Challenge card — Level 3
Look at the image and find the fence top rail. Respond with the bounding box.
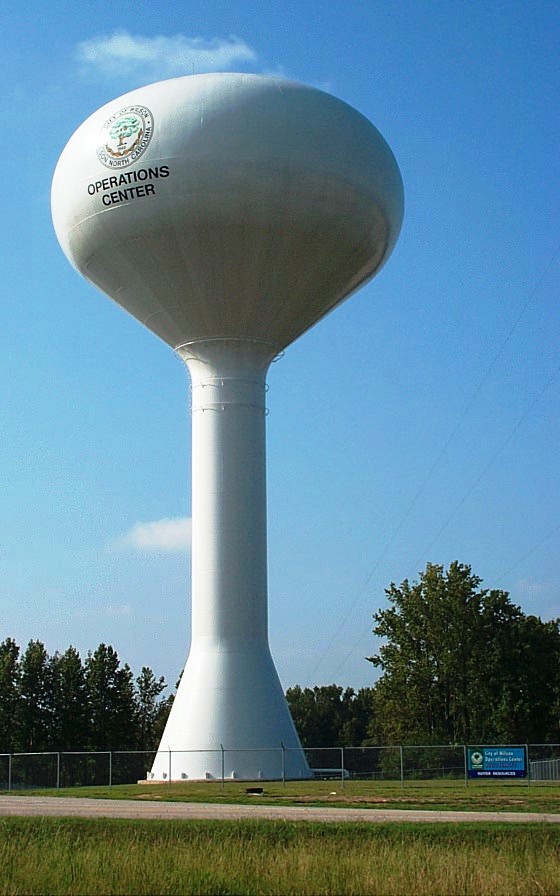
[162,749,223,754]
[8,752,60,758]
[338,745,406,752]
[47,751,112,757]
[305,745,399,751]
[110,750,158,756]
[3,743,560,757]
[202,747,282,753]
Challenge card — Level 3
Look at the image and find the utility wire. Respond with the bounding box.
[308,244,559,684]
[329,363,559,682]
[493,521,560,588]
[410,364,560,574]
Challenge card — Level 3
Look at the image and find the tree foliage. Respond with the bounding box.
[135,666,167,750]
[0,638,20,752]
[368,561,560,745]
[17,640,53,752]
[1,561,558,755]
[50,646,88,750]
[85,644,137,750]
[286,685,375,747]
[0,640,170,753]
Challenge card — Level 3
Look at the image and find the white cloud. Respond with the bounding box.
[514,579,550,597]
[76,31,257,80]
[119,517,192,552]
[103,604,134,617]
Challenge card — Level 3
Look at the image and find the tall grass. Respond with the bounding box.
[1,818,559,895]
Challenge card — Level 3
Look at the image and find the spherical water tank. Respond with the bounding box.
[52,73,403,353]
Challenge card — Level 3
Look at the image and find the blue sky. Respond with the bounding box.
[1,1,558,694]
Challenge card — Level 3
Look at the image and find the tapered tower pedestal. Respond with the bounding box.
[149,340,310,780]
[149,644,309,780]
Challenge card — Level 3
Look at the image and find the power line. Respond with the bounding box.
[328,364,559,682]
[410,364,560,573]
[493,521,560,588]
[308,244,559,684]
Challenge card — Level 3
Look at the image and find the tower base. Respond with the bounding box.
[149,641,311,782]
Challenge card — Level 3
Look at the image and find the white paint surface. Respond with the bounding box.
[51,73,403,779]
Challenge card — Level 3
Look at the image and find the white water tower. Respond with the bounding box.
[51,73,403,780]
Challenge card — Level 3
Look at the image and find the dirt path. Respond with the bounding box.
[1,795,560,823]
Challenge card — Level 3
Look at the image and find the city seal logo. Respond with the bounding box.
[97,106,154,169]
[470,750,484,768]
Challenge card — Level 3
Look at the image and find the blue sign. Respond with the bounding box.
[468,747,526,778]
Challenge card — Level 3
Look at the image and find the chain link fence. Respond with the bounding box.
[1,744,559,790]
[528,744,560,781]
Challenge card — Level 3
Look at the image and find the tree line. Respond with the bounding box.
[287,562,560,747]
[2,562,559,754]
[0,640,170,753]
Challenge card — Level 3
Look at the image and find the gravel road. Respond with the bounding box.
[1,796,559,824]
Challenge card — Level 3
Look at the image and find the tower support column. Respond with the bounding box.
[149,339,310,781]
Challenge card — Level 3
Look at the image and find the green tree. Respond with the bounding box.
[368,561,560,744]
[50,646,88,750]
[134,667,166,750]
[286,684,360,747]
[17,640,53,752]
[340,688,376,746]
[152,693,174,746]
[84,644,137,750]
[482,609,560,743]
[0,638,20,752]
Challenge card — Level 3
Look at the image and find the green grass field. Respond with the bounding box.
[3,783,560,894]
[7,778,560,814]
[1,817,559,895]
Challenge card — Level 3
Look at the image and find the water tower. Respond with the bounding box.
[51,73,403,780]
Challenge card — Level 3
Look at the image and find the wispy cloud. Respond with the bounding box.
[118,517,192,552]
[514,579,550,597]
[76,31,257,81]
[103,603,134,617]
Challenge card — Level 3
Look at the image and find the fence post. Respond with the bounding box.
[109,751,112,788]
[341,747,345,789]
[220,744,225,790]
[168,748,171,788]
[8,754,11,792]
[56,752,60,790]
[526,743,530,787]
[400,745,404,787]
[281,742,285,788]
[464,745,468,787]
